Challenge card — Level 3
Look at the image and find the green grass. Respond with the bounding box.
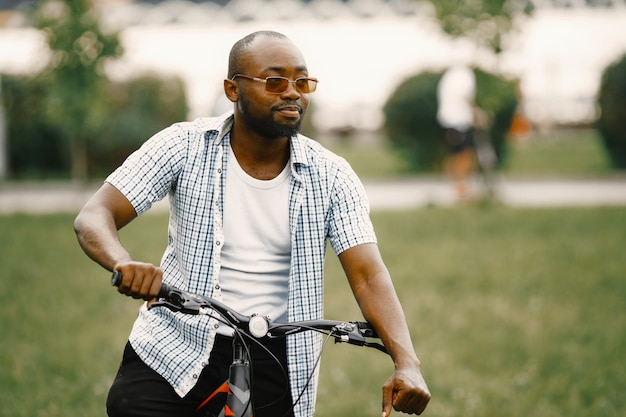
[325,138,413,179]
[2,207,625,417]
[325,128,614,179]
[320,206,626,417]
[501,129,612,177]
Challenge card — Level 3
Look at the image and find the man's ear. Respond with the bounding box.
[224,79,238,102]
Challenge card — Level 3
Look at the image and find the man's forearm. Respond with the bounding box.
[353,272,421,368]
[74,209,132,271]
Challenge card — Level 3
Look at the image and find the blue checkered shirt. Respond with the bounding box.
[106,112,377,417]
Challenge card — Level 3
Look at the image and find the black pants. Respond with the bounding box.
[445,127,475,154]
[106,335,294,417]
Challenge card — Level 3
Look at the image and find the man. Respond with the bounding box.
[437,64,478,199]
[74,31,430,417]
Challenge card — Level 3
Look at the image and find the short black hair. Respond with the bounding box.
[228,31,289,79]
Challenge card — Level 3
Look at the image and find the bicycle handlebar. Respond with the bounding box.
[111,271,388,354]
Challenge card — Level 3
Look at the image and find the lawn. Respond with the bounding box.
[325,127,613,179]
[501,128,612,177]
[1,206,624,417]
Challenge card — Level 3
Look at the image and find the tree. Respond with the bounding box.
[32,0,122,182]
[424,0,534,55]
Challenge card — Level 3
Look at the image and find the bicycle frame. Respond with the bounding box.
[111,271,387,417]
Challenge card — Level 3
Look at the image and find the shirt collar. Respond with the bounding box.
[290,133,309,167]
[195,111,234,145]
[201,111,309,167]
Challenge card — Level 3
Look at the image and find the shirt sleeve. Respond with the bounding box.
[327,159,377,255]
[106,123,188,215]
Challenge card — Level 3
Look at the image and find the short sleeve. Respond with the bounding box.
[327,162,377,255]
[106,124,187,215]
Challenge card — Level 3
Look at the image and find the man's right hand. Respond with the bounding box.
[114,262,163,301]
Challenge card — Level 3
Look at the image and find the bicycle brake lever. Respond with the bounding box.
[149,288,207,315]
[332,322,389,355]
[333,322,366,346]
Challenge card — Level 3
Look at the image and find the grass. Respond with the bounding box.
[501,128,612,177]
[325,128,614,179]
[320,206,626,417]
[323,137,413,179]
[1,206,625,417]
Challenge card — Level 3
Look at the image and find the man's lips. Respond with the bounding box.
[275,105,302,118]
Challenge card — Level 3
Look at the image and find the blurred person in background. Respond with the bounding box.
[74,30,430,417]
[437,65,479,199]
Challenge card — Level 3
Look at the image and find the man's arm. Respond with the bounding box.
[338,243,431,416]
[74,182,162,300]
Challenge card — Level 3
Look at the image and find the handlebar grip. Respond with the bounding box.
[111,270,173,299]
[111,270,122,287]
[356,321,380,338]
[158,282,174,299]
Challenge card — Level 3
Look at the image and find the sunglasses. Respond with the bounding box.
[232,74,318,94]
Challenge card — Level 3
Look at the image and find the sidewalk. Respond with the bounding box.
[1,176,626,214]
[364,176,626,210]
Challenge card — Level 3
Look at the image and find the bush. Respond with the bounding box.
[90,74,188,176]
[383,72,445,171]
[1,73,187,179]
[474,68,518,164]
[596,52,626,169]
[382,68,518,172]
[2,76,71,179]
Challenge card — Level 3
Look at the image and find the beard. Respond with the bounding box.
[238,95,303,139]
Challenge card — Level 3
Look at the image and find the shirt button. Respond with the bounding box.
[217,168,222,173]
[215,284,220,290]
[193,374,198,379]
[215,241,221,246]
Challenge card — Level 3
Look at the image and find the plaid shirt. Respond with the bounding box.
[106,112,376,417]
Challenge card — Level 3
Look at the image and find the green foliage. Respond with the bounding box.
[1,75,70,179]
[2,0,188,180]
[427,0,534,54]
[382,71,445,171]
[2,74,188,179]
[382,69,517,172]
[474,68,518,162]
[33,0,123,181]
[91,74,188,176]
[0,0,187,181]
[596,52,626,169]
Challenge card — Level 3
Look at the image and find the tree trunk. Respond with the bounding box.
[71,134,88,183]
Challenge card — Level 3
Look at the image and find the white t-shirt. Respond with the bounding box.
[217,147,291,334]
[437,65,476,131]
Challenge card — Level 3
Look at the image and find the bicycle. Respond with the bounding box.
[111,271,388,417]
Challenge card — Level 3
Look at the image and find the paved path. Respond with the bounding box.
[364,176,626,210]
[1,176,626,214]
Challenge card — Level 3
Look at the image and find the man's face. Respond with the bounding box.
[234,37,311,139]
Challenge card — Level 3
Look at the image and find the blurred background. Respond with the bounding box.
[1,0,626,188]
[1,2,626,417]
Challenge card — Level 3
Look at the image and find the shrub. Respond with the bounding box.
[382,72,445,171]
[2,75,70,179]
[596,52,626,169]
[90,74,188,176]
[474,68,518,164]
[1,73,187,179]
[382,68,518,172]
